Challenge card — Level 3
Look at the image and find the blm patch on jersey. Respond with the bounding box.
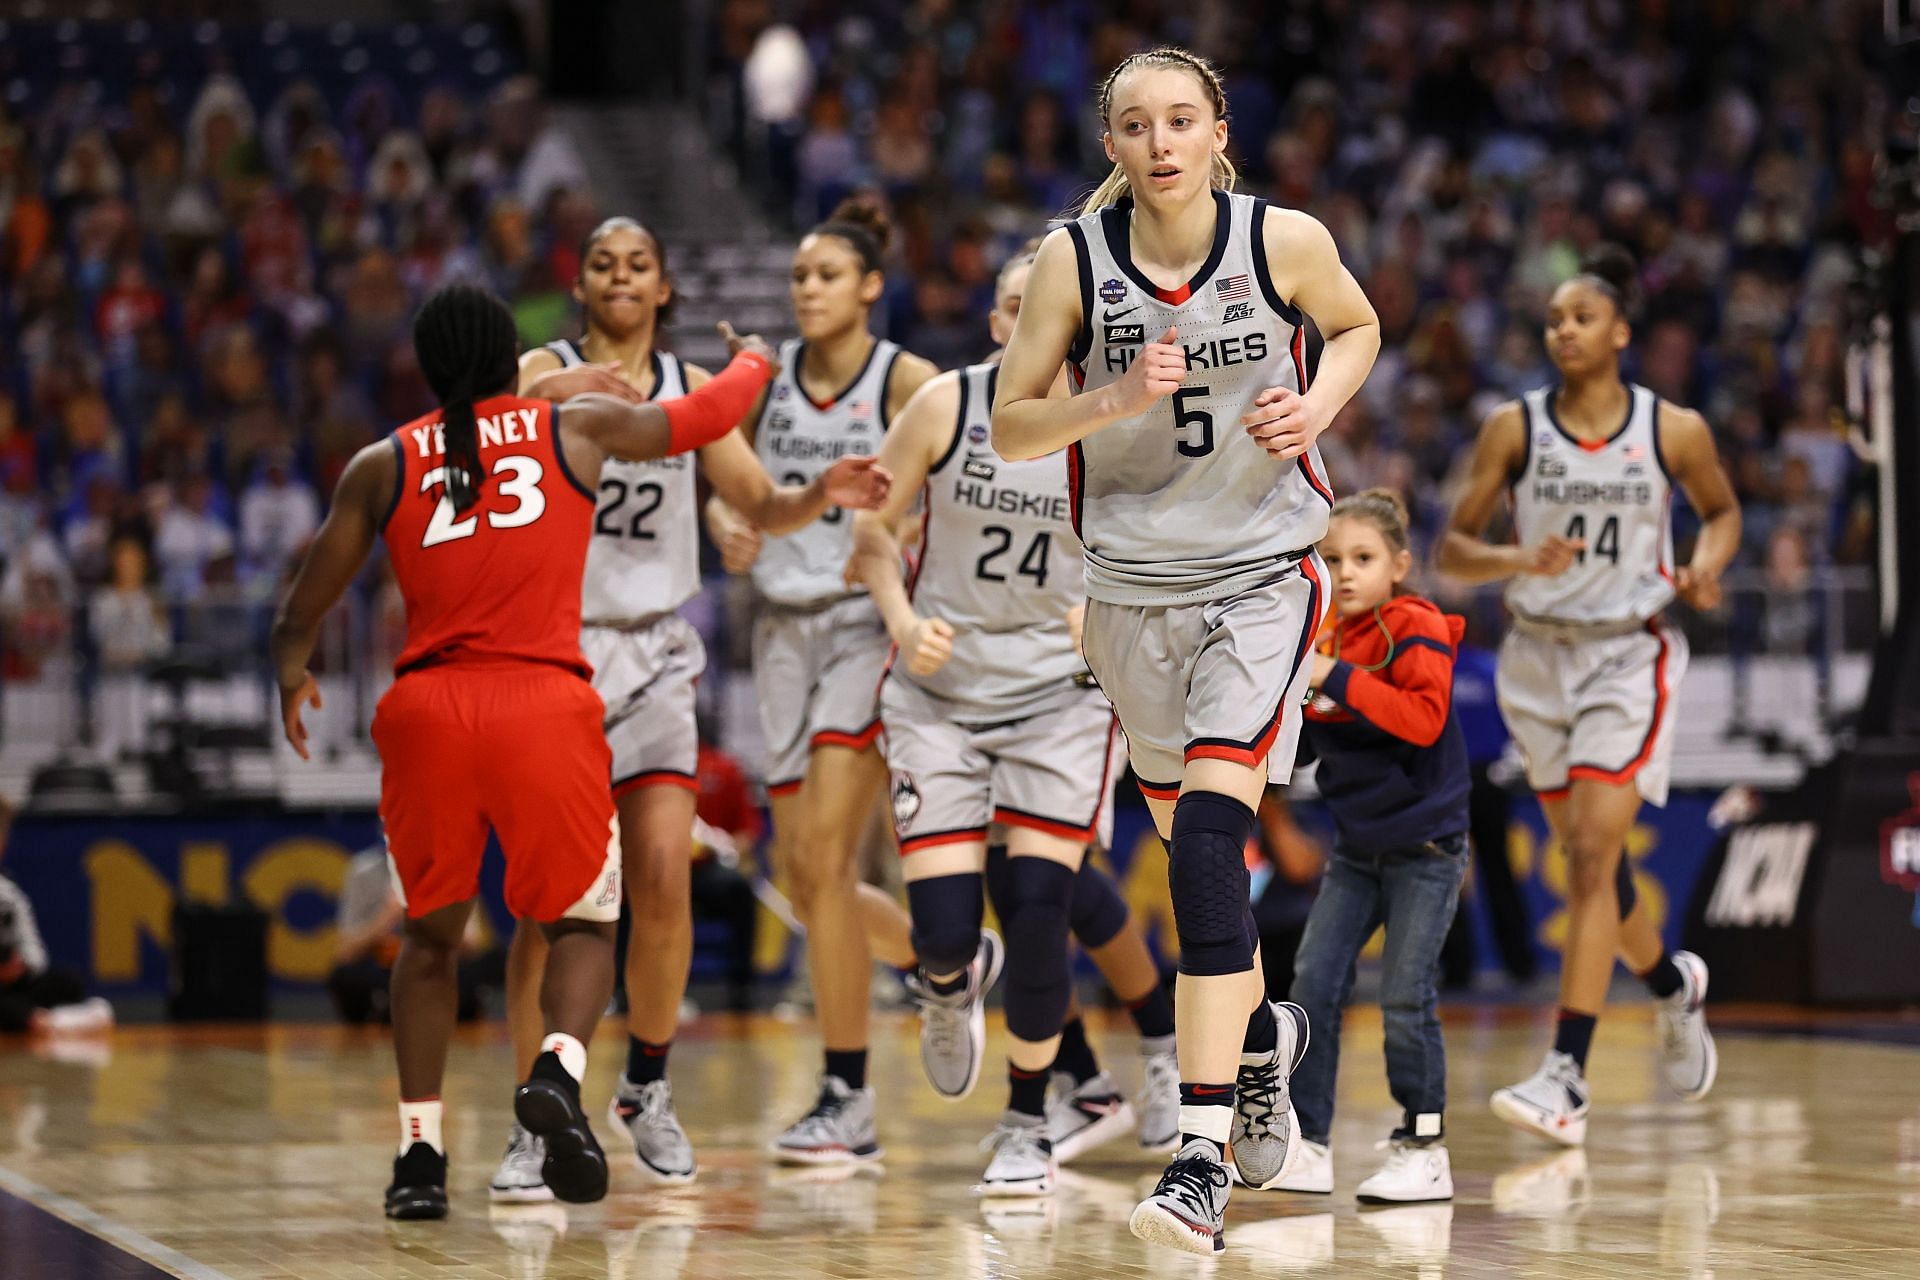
[891,772,923,831]
[1105,323,1144,345]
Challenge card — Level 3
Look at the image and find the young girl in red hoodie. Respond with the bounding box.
[1277,489,1469,1205]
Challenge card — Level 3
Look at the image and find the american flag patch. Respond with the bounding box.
[851,400,873,418]
[1216,274,1251,302]
[1624,444,1645,460]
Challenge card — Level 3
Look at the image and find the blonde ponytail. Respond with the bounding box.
[1081,46,1238,216]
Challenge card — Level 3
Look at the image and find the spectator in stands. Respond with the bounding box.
[153,472,234,602]
[239,450,320,586]
[89,536,169,758]
[0,799,115,1035]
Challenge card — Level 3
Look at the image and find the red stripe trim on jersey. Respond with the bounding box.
[1136,778,1181,803]
[1566,620,1671,787]
[992,807,1095,842]
[1086,713,1121,842]
[1291,324,1309,391]
[1537,786,1571,803]
[1154,283,1192,306]
[1066,441,1085,539]
[813,720,883,752]
[1069,361,1086,389]
[1184,554,1325,767]
[613,769,699,800]
[767,778,805,798]
[899,827,990,856]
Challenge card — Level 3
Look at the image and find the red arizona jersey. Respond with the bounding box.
[383,395,596,676]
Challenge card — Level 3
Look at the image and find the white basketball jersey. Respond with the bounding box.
[1065,190,1330,606]
[545,339,699,622]
[907,363,1088,723]
[752,337,900,608]
[1506,383,1675,625]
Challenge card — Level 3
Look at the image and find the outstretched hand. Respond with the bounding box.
[821,455,893,511]
[532,362,645,403]
[718,321,780,372]
[280,672,322,761]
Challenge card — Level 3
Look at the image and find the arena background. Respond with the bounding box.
[1,0,1917,1014]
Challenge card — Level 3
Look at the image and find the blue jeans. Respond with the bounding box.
[1288,832,1468,1144]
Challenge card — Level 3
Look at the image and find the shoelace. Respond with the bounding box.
[793,1087,850,1135]
[505,1128,539,1161]
[979,1123,1046,1158]
[1156,1153,1230,1207]
[1236,1061,1282,1135]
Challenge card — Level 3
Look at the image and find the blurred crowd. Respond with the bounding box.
[715,0,1890,585]
[0,21,594,692]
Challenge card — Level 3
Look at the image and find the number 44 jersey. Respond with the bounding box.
[1505,383,1675,626]
[904,363,1089,724]
[543,339,699,624]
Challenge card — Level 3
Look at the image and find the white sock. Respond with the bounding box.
[541,1032,587,1083]
[398,1098,443,1155]
[1178,1101,1234,1147]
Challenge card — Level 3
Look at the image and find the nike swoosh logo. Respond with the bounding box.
[1102,304,1141,321]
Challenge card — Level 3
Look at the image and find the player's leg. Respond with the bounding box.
[1072,854,1180,1149]
[607,780,699,1182]
[978,827,1082,1196]
[491,670,623,1205]
[769,741,890,1164]
[491,918,554,1203]
[856,882,917,970]
[386,897,476,1220]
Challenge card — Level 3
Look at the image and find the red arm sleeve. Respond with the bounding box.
[1319,630,1456,748]
[661,351,773,454]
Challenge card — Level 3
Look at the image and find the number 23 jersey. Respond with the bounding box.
[384,394,596,675]
[1505,383,1674,626]
[1064,190,1330,607]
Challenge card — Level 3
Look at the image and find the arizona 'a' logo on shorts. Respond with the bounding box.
[891,772,922,830]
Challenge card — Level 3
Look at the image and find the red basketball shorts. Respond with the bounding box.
[371,663,620,922]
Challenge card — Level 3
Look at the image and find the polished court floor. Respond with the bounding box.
[1,1005,1917,1279]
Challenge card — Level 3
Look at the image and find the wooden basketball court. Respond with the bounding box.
[1,1005,1915,1278]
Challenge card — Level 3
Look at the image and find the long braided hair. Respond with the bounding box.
[413,283,520,512]
[1081,46,1238,216]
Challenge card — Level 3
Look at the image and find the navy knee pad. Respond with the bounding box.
[1000,857,1076,1042]
[983,843,1011,920]
[906,873,984,975]
[1069,857,1130,950]
[1616,855,1637,921]
[1168,791,1258,977]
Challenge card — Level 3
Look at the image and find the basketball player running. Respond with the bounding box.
[849,245,1180,1160]
[993,48,1380,1254]
[849,243,1163,1195]
[1439,245,1737,1144]
[485,218,891,1199]
[707,198,939,1163]
[270,283,777,1219]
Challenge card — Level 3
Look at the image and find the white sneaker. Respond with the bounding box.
[1044,1072,1136,1164]
[489,1123,555,1203]
[1356,1139,1453,1204]
[771,1075,884,1165]
[1272,1138,1332,1194]
[1135,1037,1180,1151]
[1129,1138,1233,1255]
[1658,951,1717,1100]
[607,1078,697,1183]
[905,931,1004,1100]
[1230,1001,1310,1190]
[1490,1050,1590,1146]
[977,1112,1055,1197]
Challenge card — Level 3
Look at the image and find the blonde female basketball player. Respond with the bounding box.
[709,198,939,1163]
[489,217,890,1198]
[992,47,1379,1254]
[1439,244,1739,1145]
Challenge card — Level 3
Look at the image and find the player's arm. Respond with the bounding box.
[1437,403,1582,584]
[702,371,776,573]
[700,431,892,537]
[270,441,393,759]
[1659,402,1743,610]
[1245,208,1381,459]
[515,347,563,393]
[851,371,959,676]
[559,327,776,473]
[521,357,648,405]
[992,230,1181,461]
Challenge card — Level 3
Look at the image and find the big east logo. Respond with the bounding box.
[1880,773,1920,894]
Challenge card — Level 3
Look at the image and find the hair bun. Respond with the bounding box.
[1578,243,1640,315]
[827,195,894,256]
